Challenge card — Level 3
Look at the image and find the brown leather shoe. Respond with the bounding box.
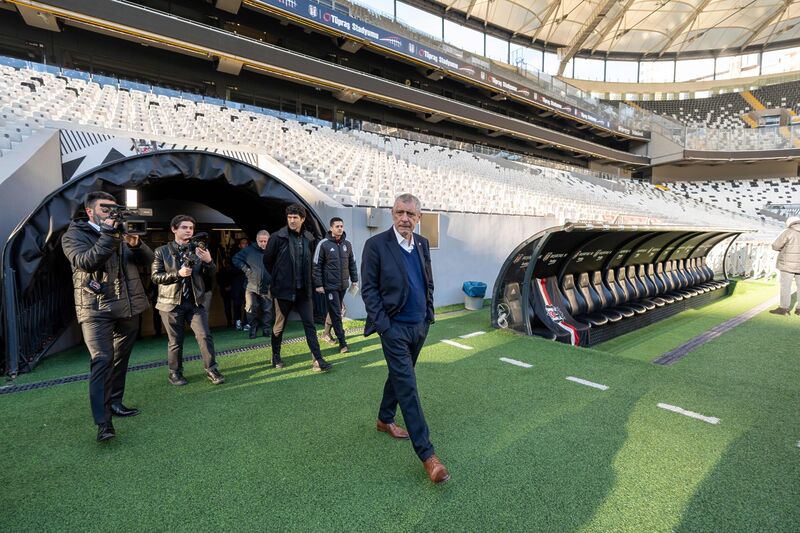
[376,420,409,439]
[423,454,450,484]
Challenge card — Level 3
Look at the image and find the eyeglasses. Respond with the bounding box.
[97,204,115,213]
[392,209,419,219]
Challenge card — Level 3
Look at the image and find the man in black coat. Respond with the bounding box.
[263,203,332,372]
[233,230,273,339]
[313,217,358,353]
[62,191,154,442]
[152,214,225,386]
[360,193,448,484]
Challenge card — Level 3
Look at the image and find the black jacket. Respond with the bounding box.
[232,243,272,294]
[360,227,434,336]
[263,226,316,301]
[61,219,153,324]
[151,241,217,311]
[312,231,358,291]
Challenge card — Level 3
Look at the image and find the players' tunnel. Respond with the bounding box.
[1,150,324,376]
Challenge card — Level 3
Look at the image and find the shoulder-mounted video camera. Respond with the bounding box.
[177,232,209,268]
[107,204,147,236]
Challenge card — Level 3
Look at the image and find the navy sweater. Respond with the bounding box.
[394,245,426,324]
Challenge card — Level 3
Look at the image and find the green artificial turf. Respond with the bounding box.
[1,288,798,532]
[598,279,779,362]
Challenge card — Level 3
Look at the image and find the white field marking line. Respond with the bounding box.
[500,357,532,368]
[657,403,720,425]
[796,440,800,448]
[566,376,609,391]
[441,339,473,350]
[459,331,486,339]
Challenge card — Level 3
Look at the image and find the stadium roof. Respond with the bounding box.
[429,0,800,64]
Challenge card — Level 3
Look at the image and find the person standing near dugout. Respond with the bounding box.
[313,217,358,353]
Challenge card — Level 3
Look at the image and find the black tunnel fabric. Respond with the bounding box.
[3,150,323,295]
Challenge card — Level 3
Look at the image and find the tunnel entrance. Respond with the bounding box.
[1,150,324,376]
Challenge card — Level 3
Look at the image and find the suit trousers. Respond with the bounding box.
[779,270,800,309]
[160,301,218,373]
[272,289,322,360]
[323,289,347,347]
[81,315,140,425]
[378,320,434,462]
[245,290,273,333]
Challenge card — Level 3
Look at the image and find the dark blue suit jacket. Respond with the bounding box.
[361,227,435,336]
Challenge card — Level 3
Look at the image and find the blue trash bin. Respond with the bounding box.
[462,281,487,310]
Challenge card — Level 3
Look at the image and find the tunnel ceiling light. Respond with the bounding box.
[125,189,138,208]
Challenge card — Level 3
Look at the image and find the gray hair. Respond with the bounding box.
[256,230,270,238]
[394,193,421,214]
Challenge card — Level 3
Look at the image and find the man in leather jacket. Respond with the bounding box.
[62,191,154,442]
[152,214,225,386]
[263,203,332,372]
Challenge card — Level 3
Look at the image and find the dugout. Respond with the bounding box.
[492,224,745,346]
[1,150,324,376]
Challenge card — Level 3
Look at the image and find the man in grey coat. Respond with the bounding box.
[769,216,800,316]
[233,230,273,339]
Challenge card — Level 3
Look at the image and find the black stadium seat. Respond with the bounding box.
[618,266,656,310]
[560,274,608,326]
[577,272,623,322]
[636,264,668,305]
[606,269,647,314]
[591,271,633,319]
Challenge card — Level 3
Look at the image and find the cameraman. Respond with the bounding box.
[62,191,153,442]
[152,215,225,386]
[232,230,273,339]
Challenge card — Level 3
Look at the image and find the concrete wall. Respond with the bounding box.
[0,129,63,247]
[315,205,558,318]
[654,160,798,181]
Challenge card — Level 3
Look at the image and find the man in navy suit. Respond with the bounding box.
[360,193,449,484]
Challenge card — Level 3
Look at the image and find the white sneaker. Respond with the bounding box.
[235,320,243,331]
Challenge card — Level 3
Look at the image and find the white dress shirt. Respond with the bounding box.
[393,226,414,253]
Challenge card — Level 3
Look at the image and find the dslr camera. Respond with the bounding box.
[177,232,209,268]
[107,204,147,236]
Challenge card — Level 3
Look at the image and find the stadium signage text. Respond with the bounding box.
[256,0,649,140]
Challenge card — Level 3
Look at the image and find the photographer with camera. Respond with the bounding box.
[62,191,154,442]
[152,215,225,386]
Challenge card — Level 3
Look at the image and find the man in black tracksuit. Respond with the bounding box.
[233,230,273,339]
[62,191,153,442]
[264,203,332,372]
[313,217,358,353]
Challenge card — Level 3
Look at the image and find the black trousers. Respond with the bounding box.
[160,301,218,373]
[81,315,140,425]
[245,290,273,333]
[322,289,347,347]
[272,289,322,360]
[378,320,434,462]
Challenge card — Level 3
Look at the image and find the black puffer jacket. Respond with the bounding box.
[263,226,316,301]
[232,243,272,294]
[312,231,358,291]
[61,219,153,323]
[151,241,217,311]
